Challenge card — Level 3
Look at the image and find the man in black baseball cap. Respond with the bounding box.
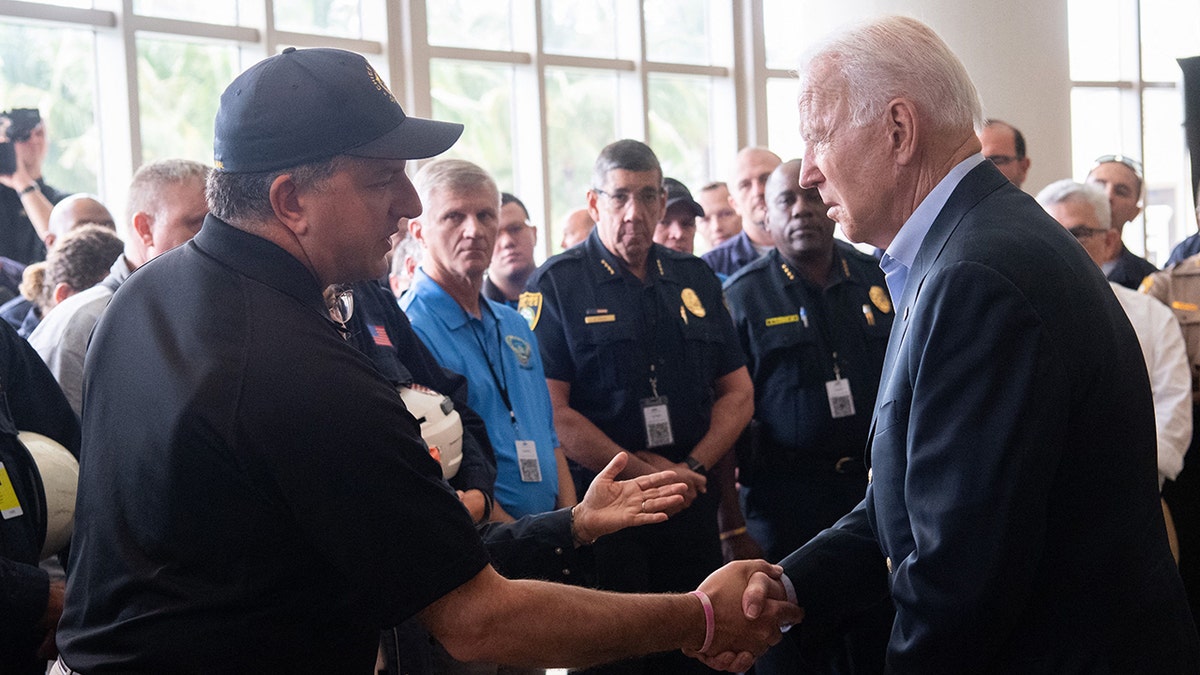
[654,176,705,254]
[53,48,799,674]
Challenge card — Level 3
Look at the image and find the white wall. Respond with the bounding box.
[788,0,1073,195]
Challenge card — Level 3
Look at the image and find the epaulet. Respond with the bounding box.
[529,246,586,282]
[723,254,770,287]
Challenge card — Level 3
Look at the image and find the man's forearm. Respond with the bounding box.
[687,369,753,470]
[422,561,798,669]
[554,406,657,477]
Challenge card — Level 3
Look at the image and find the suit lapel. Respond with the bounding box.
[865,161,1011,452]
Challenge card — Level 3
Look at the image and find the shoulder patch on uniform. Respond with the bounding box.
[518,292,543,330]
[681,288,706,318]
[869,286,892,314]
[1138,276,1154,293]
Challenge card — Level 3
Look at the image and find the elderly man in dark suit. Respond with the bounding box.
[701,15,1200,675]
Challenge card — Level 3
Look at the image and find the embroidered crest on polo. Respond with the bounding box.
[504,335,533,368]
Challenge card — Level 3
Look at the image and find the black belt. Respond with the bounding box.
[745,449,866,477]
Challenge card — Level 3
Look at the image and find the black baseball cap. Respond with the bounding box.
[663,177,705,219]
[213,47,463,173]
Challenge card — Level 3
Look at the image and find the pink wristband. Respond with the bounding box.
[690,590,714,653]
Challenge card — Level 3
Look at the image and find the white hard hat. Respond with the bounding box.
[397,384,463,480]
[18,430,78,560]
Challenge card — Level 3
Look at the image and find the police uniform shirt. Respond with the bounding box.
[723,243,893,472]
[57,216,489,673]
[525,228,744,470]
[403,268,560,519]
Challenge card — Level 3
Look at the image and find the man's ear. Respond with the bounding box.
[587,190,603,223]
[131,211,155,248]
[887,98,919,165]
[53,281,73,306]
[409,218,425,245]
[42,233,56,249]
[268,173,307,236]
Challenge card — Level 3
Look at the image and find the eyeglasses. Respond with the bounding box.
[1068,225,1109,240]
[594,187,663,211]
[1092,154,1143,181]
[324,284,354,339]
[986,154,1019,166]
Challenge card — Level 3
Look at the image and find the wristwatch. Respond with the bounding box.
[684,456,707,476]
[18,184,37,196]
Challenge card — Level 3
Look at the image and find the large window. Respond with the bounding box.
[1068,0,1199,264]
[0,22,99,193]
[422,0,739,255]
[2,1,767,260]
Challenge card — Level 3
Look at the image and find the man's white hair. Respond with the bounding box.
[413,158,499,214]
[1036,179,1113,229]
[799,15,983,135]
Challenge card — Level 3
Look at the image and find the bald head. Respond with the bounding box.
[45,194,115,249]
[731,147,782,247]
[560,208,595,249]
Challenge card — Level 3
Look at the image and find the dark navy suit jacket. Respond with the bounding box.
[782,161,1199,673]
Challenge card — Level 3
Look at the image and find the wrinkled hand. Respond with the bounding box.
[573,452,687,543]
[635,451,705,513]
[682,560,804,672]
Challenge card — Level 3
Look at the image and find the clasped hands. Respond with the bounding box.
[683,560,804,672]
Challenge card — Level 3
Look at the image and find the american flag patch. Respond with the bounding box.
[368,324,392,347]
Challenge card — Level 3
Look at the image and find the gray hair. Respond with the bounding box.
[412,158,499,212]
[1036,179,1112,229]
[206,156,345,228]
[800,16,983,136]
[592,139,662,190]
[128,159,210,227]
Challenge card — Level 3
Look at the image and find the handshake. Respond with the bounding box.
[682,559,805,672]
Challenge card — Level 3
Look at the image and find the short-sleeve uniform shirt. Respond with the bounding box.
[525,229,744,474]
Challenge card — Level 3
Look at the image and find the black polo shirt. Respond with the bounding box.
[526,228,743,471]
[724,243,891,472]
[0,180,66,264]
[58,215,489,673]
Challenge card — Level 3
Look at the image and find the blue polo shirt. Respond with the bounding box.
[402,268,560,518]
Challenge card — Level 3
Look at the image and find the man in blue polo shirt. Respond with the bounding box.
[403,158,574,521]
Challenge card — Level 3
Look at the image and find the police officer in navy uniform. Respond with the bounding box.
[524,139,754,675]
[723,159,893,674]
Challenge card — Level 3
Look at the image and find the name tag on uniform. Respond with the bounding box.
[826,379,856,419]
[515,440,543,482]
[641,396,675,448]
[585,314,616,324]
[0,462,24,520]
[765,314,799,327]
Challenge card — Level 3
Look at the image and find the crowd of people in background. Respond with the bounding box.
[3,14,1200,675]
